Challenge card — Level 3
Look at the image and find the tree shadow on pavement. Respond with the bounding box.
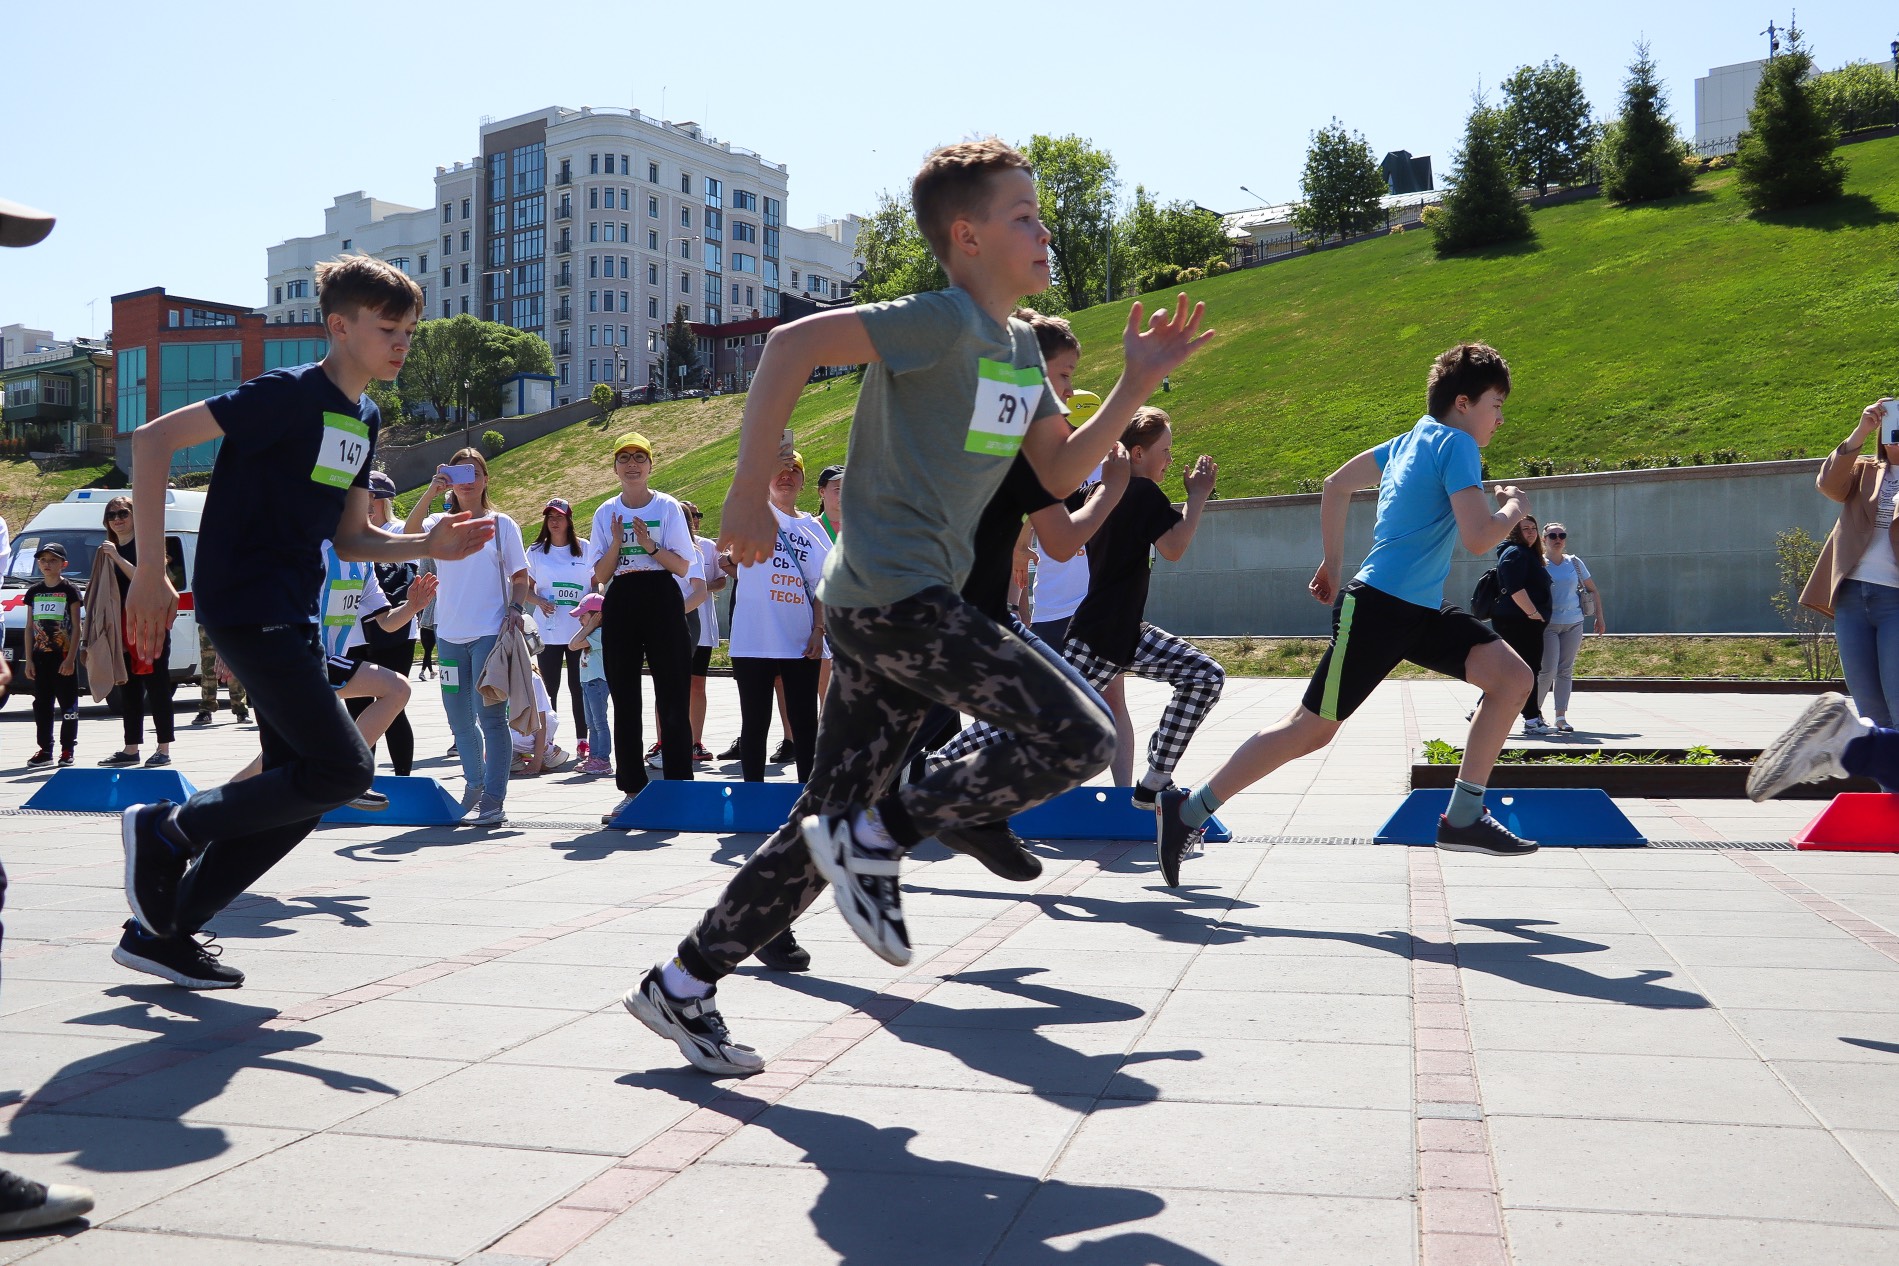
[0,987,398,1171]
[663,1091,1223,1265]
[755,969,1199,1109]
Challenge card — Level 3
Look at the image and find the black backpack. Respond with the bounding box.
[1470,567,1501,618]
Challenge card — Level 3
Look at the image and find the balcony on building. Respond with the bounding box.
[555,301,573,322]
[555,234,573,254]
[3,376,77,424]
[556,203,572,221]
[555,266,573,289]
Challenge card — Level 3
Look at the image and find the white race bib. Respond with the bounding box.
[619,518,663,564]
[32,595,67,622]
[439,663,460,694]
[314,412,371,489]
[552,580,584,609]
[965,359,1045,458]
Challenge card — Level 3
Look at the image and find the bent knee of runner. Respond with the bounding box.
[305,741,376,806]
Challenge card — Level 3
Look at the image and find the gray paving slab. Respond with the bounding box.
[1505,1209,1899,1266]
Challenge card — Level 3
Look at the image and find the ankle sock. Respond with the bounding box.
[1138,768,1172,792]
[1446,779,1487,828]
[1180,784,1225,829]
[660,957,713,999]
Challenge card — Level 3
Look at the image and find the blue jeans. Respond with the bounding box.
[173,622,373,934]
[1833,578,1899,728]
[582,678,612,762]
[438,634,515,801]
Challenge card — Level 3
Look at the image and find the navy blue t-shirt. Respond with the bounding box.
[196,363,380,627]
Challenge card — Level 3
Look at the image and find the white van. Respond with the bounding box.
[2,488,205,689]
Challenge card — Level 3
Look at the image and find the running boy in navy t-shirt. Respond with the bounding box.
[1159,343,1540,881]
[115,255,493,989]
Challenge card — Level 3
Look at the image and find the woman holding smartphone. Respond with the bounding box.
[1802,399,1899,736]
[405,449,530,826]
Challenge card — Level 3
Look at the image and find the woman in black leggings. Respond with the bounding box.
[1490,516,1552,734]
[587,433,698,817]
[527,497,592,755]
[95,496,179,768]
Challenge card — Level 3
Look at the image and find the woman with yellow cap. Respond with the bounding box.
[586,432,699,817]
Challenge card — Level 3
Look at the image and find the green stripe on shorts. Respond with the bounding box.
[1319,592,1357,721]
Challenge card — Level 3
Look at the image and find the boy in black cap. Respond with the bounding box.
[22,542,82,768]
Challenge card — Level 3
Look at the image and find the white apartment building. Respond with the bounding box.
[782,216,862,307]
[1,324,65,369]
[264,193,439,325]
[1694,59,1768,152]
[431,160,482,321]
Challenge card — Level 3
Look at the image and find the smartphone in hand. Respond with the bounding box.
[1882,400,1899,447]
[440,463,478,485]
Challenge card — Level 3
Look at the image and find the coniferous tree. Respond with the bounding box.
[1600,39,1694,203]
[1431,100,1534,257]
[1736,25,1847,212]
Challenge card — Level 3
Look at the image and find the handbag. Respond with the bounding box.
[1574,556,1597,618]
[490,519,544,653]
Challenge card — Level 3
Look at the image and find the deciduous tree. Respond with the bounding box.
[1023,134,1118,313]
[1500,58,1597,195]
[1292,119,1390,243]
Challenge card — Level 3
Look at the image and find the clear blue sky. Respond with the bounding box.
[2,1,1889,340]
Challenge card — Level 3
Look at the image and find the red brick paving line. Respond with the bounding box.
[482,842,1139,1263]
[0,870,734,1126]
[1727,852,1899,965]
[1408,847,1513,1266]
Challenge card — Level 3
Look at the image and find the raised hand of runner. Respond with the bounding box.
[1122,292,1216,388]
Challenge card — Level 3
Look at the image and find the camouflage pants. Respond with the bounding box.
[676,585,1114,981]
[199,627,247,715]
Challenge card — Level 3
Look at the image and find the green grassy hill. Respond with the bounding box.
[450,136,1899,534]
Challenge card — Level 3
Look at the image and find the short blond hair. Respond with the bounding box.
[912,138,1034,263]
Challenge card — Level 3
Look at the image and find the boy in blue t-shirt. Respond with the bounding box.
[1159,343,1540,876]
[114,255,493,990]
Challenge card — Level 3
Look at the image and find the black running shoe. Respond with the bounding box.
[716,738,742,760]
[623,965,763,1076]
[25,750,52,768]
[121,802,190,937]
[937,821,1043,882]
[1156,788,1200,886]
[753,928,812,972]
[770,738,796,763]
[1435,813,1539,857]
[801,813,911,965]
[1131,780,1177,811]
[348,789,390,812]
[111,920,245,989]
[0,1168,94,1234]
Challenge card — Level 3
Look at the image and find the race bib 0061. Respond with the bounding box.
[965,360,1045,458]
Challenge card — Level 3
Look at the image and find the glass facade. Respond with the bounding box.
[263,338,327,371]
[159,341,241,471]
[115,347,147,434]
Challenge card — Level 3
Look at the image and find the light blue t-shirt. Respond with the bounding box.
[1354,417,1484,610]
[579,625,606,684]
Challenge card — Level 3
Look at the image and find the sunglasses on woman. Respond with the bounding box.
[106,509,130,520]
[1545,531,1566,540]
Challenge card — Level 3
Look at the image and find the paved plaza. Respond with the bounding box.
[0,676,1895,1263]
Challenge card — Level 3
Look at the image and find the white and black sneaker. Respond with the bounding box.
[1435,813,1538,857]
[0,1168,94,1233]
[623,965,763,1077]
[122,802,191,938]
[1155,788,1202,886]
[1521,717,1550,735]
[1131,780,1177,812]
[601,794,637,826]
[111,920,245,989]
[1748,692,1867,802]
[801,813,911,965]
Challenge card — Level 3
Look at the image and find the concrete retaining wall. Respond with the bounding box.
[374,399,604,492]
[1146,458,1838,635]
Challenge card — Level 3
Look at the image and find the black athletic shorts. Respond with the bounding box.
[691,644,712,676]
[1301,580,1498,722]
[326,653,364,691]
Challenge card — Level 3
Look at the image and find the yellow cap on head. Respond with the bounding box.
[790,450,805,472]
[1066,389,1102,426]
[613,432,653,460]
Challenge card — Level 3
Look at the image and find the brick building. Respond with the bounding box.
[110,287,329,475]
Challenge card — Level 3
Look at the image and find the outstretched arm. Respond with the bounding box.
[1451,484,1530,555]
[1309,448,1382,604]
[125,403,223,658]
[334,487,494,564]
[1155,455,1218,562]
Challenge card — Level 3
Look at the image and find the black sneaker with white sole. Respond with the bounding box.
[1131,780,1177,812]
[801,813,911,966]
[936,821,1043,882]
[0,1168,94,1234]
[1156,788,1201,886]
[1747,691,1863,802]
[623,965,763,1076]
[111,920,245,989]
[348,789,390,812]
[753,928,811,972]
[1435,813,1539,857]
[122,802,191,937]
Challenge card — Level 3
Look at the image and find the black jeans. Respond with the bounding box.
[678,586,1114,982]
[536,645,587,741]
[733,656,819,782]
[29,652,78,753]
[172,622,373,935]
[121,655,176,747]
[1491,610,1547,719]
[602,570,694,794]
[348,639,417,775]
[418,626,437,672]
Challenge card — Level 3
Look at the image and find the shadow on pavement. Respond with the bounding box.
[1,987,397,1171]
[207,893,372,940]
[1840,1037,1899,1056]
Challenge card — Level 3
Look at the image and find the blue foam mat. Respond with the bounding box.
[606,781,1230,844]
[24,767,199,813]
[321,776,464,826]
[1375,787,1646,847]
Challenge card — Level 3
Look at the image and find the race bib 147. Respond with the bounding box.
[965,360,1045,458]
[314,412,371,489]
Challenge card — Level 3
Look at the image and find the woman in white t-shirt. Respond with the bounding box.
[405,447,530,827]
[587,432,699,817]
[727,453,830,784]
[526,497,593,758]
[686,502,724,759]
[1535,522,1606,733]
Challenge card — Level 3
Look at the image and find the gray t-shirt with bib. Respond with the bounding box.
[818,286,1063,610]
